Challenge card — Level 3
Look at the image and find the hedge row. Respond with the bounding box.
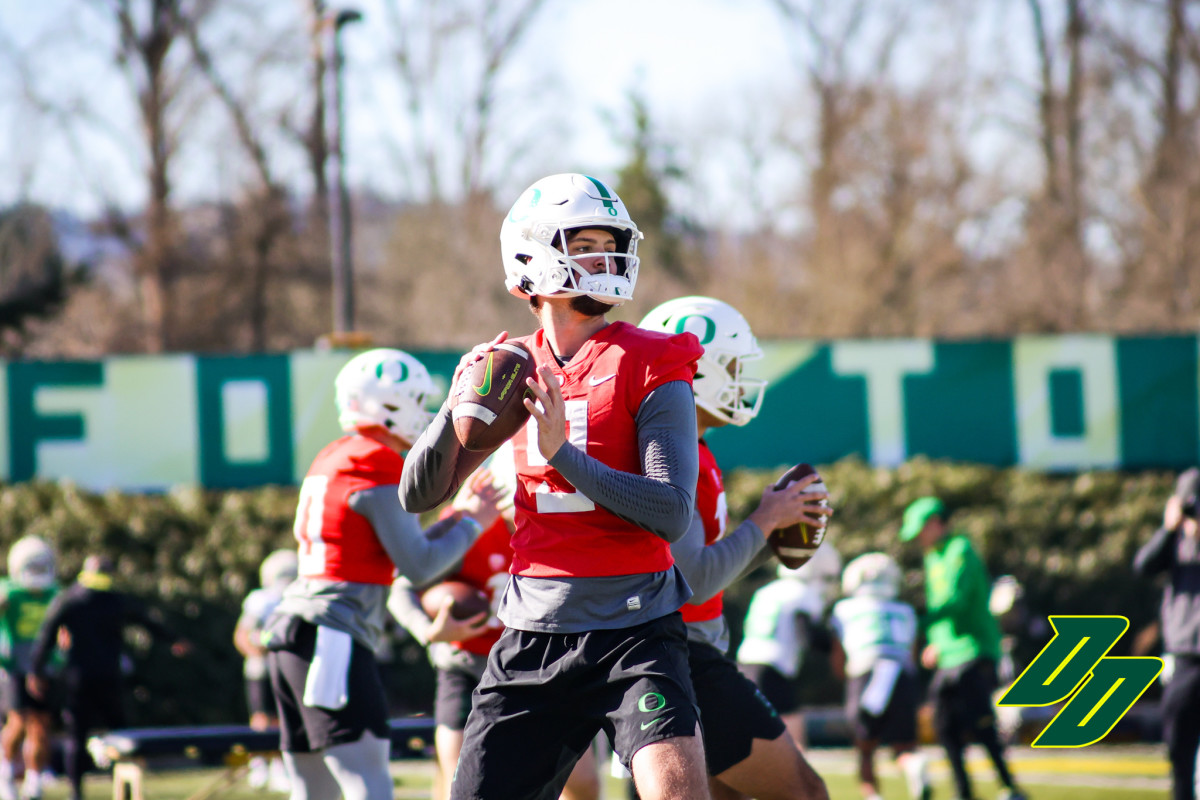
[0,458,1180,725]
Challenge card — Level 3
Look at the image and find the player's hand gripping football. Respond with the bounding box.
[747,472,832,540]
[425,596,488,643]
[451,331,509,394]
[523,364,567,463]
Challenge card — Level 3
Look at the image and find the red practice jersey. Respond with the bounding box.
[437,518,513,655]
[509,322,702,578]
[681,438,728,624]
[293,435,403,586]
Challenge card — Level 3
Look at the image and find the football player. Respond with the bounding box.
[829,553,930,800]
[388,443,602,800]
[234,549,298,791]
[264,349,502,800]
[640,296,831,800]
[0,537,59,800]
[738,546,843,750]
[401,174,711,800]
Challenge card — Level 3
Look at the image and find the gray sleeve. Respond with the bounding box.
[671,515,768,604]
[548,380,698,543]
[348,485,480,585]
[387,576,433,646]
[398,401,490,514]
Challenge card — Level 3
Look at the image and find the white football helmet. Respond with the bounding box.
[639,296,767,426]
[777,541,843,607]
[334,348,437,443]
[842,552,902,600]
[8,536,56,590]
[260,549,299,591]
[500,173,642,306]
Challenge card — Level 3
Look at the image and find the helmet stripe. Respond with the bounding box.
[583,175,618,216]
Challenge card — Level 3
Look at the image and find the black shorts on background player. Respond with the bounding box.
[434,667,477,731]
[688,641,786,774]
[268,619,390,753]
[736,663,800,716]
[846,668,919,744]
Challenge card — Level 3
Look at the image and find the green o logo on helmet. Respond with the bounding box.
[376,360,408,383]
[674,314,716,345]
[508,188,541,223]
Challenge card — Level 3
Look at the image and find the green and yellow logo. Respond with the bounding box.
[997,615,1162,747]
[472,352,494,396]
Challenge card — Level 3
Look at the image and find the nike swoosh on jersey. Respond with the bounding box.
[640,717,663,730]
[473,352,494,396]
[588,373,616,386]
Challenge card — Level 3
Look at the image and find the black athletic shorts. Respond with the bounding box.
[449,613,701,800]
[689,640,787,775]
[267,618,390,753]
[931,658,999,741]
[245,675,276,717]
[846,665,919,744]
[0,670,52,714]
[737,662,800,715]
[435,666,477,731]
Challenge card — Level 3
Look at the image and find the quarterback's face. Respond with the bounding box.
[566,228,618,275]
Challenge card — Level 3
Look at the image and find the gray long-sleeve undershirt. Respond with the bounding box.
[349,487,477,586]
[546,380,698,542]
[671,516,767,606]
[670,511,769,651]
[273,488,481,651]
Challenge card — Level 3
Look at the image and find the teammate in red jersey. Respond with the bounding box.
[641,296,832,800]
[389,443,602,800]
[401,174,711,800]
[264,349,501,800]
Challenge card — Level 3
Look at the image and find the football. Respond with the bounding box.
[420,580,490,621]
[767,463,830,569]
[450,341,536,452]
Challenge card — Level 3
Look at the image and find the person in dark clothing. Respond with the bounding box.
[24,555,190,800]
[1134,467,1200,800]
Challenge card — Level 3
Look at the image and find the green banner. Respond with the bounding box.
[0,334,1195,490]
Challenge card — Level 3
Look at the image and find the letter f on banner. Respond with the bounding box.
[998,616,1162,747]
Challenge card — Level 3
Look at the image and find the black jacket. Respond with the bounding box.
[1134,526,1200,656]
[29,582,178,679]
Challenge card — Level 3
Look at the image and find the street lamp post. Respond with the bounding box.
[323,8,362,336]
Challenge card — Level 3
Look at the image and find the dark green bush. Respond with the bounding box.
[0,458,1178,724]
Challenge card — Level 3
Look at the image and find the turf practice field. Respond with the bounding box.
[48,743,1171,799]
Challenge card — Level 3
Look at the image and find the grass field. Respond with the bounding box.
[43,743,1171,799]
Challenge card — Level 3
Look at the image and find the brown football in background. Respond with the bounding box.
[767,462,830,569]
[420,580,490,621]
[450,341,535,452]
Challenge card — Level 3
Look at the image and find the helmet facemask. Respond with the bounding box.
[695,351,767,427]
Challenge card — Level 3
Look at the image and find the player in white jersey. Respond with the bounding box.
[829,553,930,800]
[736,544,841,748]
